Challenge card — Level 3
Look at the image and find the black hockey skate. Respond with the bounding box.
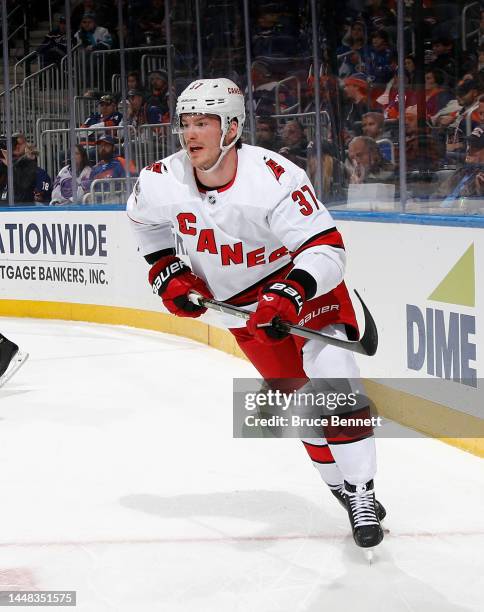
[344,479,384,549]
[330,483,386,521]
[0,335,28,387]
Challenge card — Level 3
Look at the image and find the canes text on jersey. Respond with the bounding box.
[176,212,288,267]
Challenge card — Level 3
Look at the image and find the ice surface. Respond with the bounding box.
[0,317,482,612]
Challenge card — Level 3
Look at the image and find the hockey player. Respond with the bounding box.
[127,78,385,550]
[0,334,28,388]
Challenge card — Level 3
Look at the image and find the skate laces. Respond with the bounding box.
[345,483,379,527]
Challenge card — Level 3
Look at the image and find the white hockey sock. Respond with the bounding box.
[328,436,377,485]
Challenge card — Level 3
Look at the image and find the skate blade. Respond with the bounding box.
[365,548,375,565]
[0,352,29,388]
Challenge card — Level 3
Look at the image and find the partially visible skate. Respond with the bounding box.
[0,337,28,388]
[330,483,386,522]
[344,479,384,549]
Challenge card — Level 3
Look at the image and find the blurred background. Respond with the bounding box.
[1,0,484,213]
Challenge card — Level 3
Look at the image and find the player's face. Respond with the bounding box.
[181,114,224,170]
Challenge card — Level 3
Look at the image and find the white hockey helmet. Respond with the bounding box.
[173,78,246,172]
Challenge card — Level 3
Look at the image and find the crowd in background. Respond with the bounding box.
[2,0,484,207]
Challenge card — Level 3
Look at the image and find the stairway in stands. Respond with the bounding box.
[1,19,51,92]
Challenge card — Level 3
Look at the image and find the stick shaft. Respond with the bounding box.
[189,293,376,356]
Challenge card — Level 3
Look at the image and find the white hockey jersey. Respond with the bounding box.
[127,144,347,306]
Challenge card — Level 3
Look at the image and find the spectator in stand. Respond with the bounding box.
[304,67,342,146]
[75,12,113,52]
[367,29,395,86]
[379,65,418,120]
[343,73,372,142]
[138,0,165,45]
[404,106,444,174]
[478,44,484,73]
[146,71,169,116]
[306,140,346,202]
[255,116,281,152]
[438,78,481,159]
[363,0,396,33]
[478,97,484,126]
[435,127,484,205]
[404,54,417,87]
[123,89,165,129]
[25,144,53,204]
[0,157,7,204]
[425,68,454,124]
[428,35,458,89]
[51,145,92,205]
[337,19,370,78]
[469,9,484,49]
[346,136,395,184]
[127,71,144,93]
[278,119,307,169]
[81,94,122,131]
[90,136,133,186]
[11,132,27,160]
[251,2,299,58]
[37,15,68,66]
[361,111,386,139]
[80,94,122,160]
[8,133,51,202]
[251,60,296,115]
[0,135,37,205]
[71,0,110,33]
[361,112,393,161]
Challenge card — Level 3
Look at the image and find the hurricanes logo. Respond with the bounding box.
[406,244,477,387]
[265,158,285,182]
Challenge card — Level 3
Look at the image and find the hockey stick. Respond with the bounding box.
[188,290,378,356]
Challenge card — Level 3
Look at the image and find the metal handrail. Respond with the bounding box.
[462,1,480,51]
[275,76,301,115]
[59,42,85,96]
[14,50,38,85]
[83,178,131,204]
[0,3,23,44]
[140,53,167,84]
[89,44,175,91]
[35,116,69,150]
[111,73,121,92]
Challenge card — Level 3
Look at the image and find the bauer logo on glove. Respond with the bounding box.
[247,279,305,344]
[149,255,213,318]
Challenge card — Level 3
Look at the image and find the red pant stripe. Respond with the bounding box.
[302,442,335,464]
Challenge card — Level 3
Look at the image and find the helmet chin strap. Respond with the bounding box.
[196,142,235,174]
[189,127,237,174]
